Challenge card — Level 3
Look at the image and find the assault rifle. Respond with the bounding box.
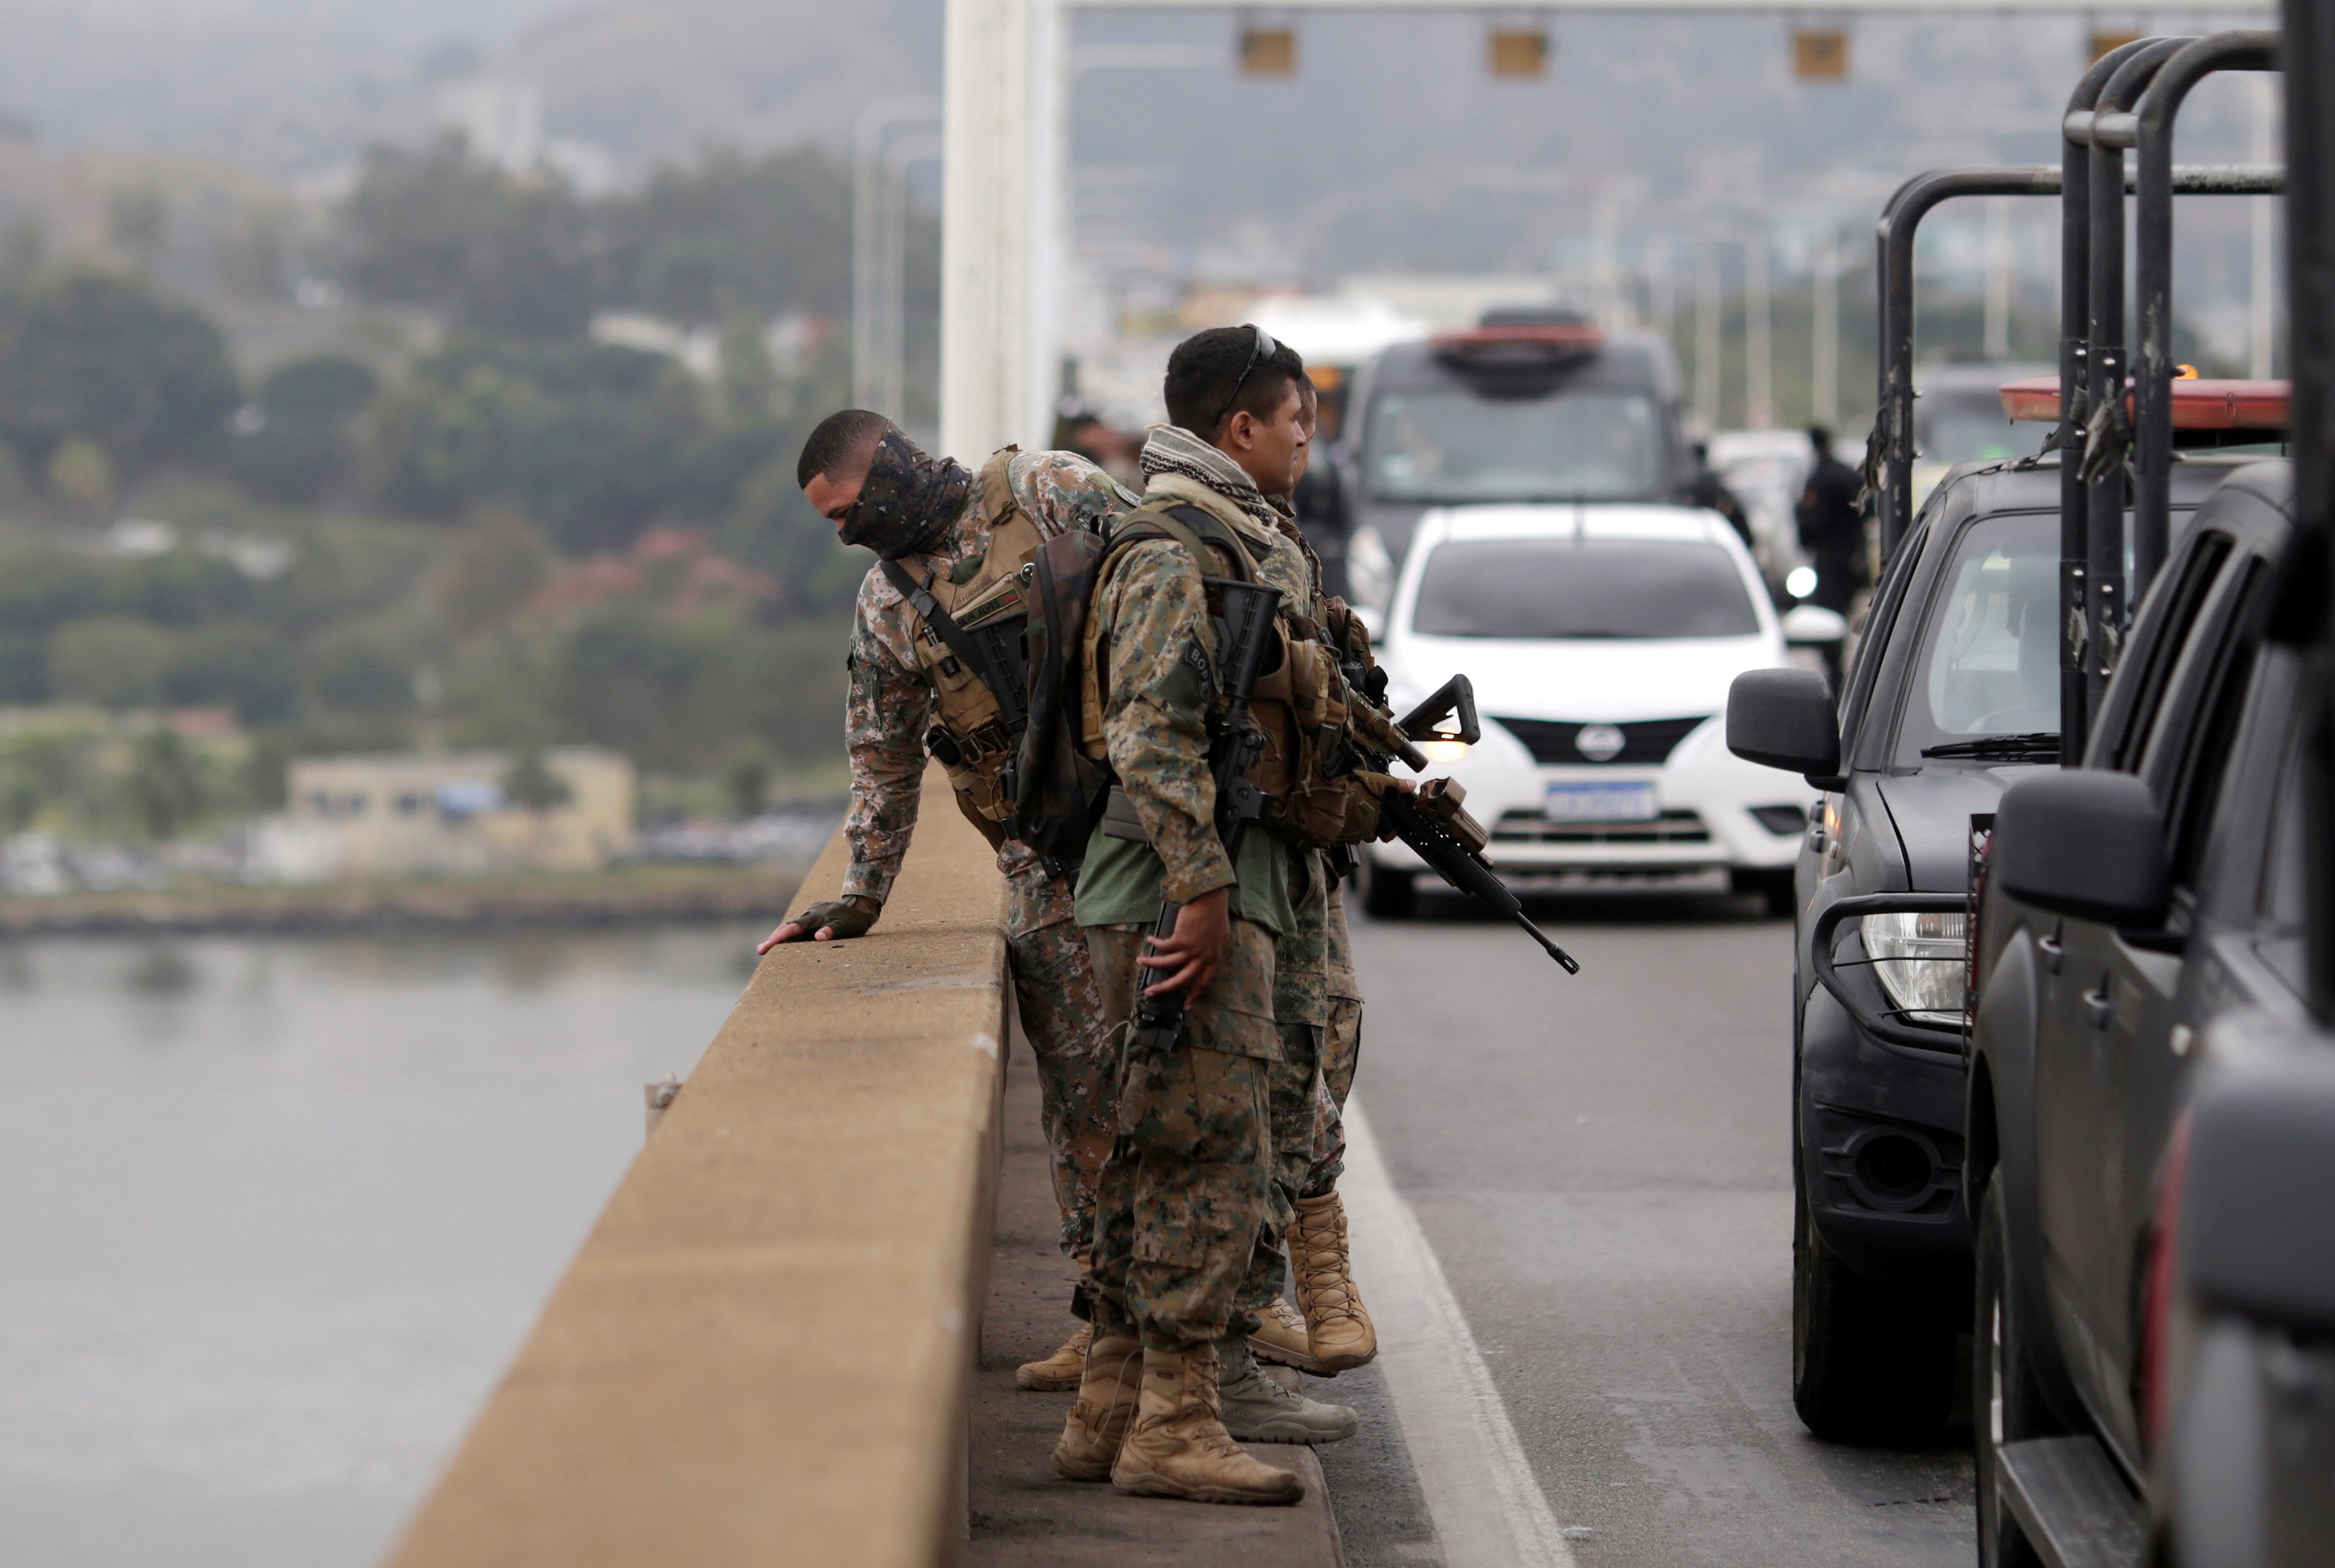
[1128,576,1286,1054]
[1369,674,1581,975]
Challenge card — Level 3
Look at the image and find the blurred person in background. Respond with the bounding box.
[761,410,1135,1394]
[1794,425,1867,616]
[1288,378,1352,597]
[1058,404,1144,489]
[1687,440,1753,550]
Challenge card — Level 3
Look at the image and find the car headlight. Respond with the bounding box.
[1865,910,1968,1026]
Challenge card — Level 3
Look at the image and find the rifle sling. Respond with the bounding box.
[880,558,1022,722]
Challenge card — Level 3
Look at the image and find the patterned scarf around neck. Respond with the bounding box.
[1138,425,1281,528]
[842,429,974,560]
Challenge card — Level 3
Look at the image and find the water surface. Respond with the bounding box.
[0,923,768,1568]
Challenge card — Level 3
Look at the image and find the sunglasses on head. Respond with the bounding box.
[1210,323,1280,430]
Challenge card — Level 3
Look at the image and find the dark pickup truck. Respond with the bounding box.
[1967,461,2305,1564]
[1728,450,2254,1442]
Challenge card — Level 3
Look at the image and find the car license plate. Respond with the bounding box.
[1544,781,1660,822]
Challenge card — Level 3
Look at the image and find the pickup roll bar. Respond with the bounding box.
[2130,33,2284,605]
[1870,160,2283,564]
[2079,41,2197,746]
[1873,166,2061,560]
[2057,36,2187,760]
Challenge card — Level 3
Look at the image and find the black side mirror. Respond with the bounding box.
[1992,770,2170,928]
[1727,669,1843,789]
[2182,1055,2335,1335]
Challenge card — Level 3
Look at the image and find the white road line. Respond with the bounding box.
[1340,1100,1578,1568]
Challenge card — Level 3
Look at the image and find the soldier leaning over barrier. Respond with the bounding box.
[1051,327,1411,1505]
[758,415,1131,1392]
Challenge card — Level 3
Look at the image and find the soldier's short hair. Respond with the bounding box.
[797,409,896,488]
[1164,327,1306,436]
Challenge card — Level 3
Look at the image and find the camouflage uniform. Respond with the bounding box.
[842,450,1130,1254]
[1080,474,1316,1352]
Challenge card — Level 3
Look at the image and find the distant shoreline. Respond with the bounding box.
[0,862,814,937]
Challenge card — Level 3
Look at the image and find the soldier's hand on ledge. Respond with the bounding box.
[1138,886,1231,1000]
[757,895,881,954]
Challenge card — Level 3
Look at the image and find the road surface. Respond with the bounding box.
[1319,880,1974,1567]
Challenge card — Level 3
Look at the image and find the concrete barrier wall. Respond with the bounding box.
[386,763,1009,1568]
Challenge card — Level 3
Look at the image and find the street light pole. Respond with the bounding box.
[1812,225,1841,429]
[1746,228,1773,428]
[854,97,941,415]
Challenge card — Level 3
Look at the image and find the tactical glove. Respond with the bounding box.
[786,894,881,941]
[1352,772,1410,844]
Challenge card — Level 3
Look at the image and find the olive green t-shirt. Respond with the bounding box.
[1075,819,1297,938]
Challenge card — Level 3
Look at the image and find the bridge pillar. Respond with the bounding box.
[941,0,1062,457]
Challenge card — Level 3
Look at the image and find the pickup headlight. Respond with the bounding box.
[1865,910,1968,1026]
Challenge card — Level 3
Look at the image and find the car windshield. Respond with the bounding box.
[1410,538,1761,640]
[1364,388,1665,503]
[1896,511,2060,761]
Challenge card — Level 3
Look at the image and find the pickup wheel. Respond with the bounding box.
[1974,1178,2050,1568]
[1791,1161,1957,1442]
[1359,859,1416,920]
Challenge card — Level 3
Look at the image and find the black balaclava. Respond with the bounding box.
[840,429,973,560]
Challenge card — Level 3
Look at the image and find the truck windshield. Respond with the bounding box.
[1411,539,1761,640]
[1896,511,2061,762]
[1364,388,1664,504]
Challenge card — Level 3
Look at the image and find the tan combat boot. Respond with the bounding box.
[1292,1191,1377,1373]
[1051,1332,1142,1481]
[1017,1320,1092,1392]
[1248,1295,1319,1373]
[1109,1344,1305,1506]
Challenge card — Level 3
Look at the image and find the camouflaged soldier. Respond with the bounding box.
[1239,376,1378,1380]
[1053,328,1370,1506]
[759,412,1130,1390]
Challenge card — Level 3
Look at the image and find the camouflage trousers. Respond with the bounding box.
[1287,874,1365,1201]
[1084,919,1280,1352]
[1008,917,1115,1257]
[1238,880,1366,1318]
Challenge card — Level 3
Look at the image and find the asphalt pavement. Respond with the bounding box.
[1321,878,1974,1567]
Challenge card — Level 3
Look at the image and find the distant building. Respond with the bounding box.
[284,748,634,878]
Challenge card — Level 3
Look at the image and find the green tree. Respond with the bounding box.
[169,619,297,722]
[502,745,572,813]
[602,149,863,325]
[305,635,413,716]
[364,339,707,552]
[126,724,204,841]
[228,354,378,503]
[241,728,293,812]
[106,187,170,274]
[723,744,770,819]
[0,266,240,480]
[340,137,596,340]
[47,616,179,708]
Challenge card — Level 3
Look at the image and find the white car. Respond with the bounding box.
[1362,502,1819,916]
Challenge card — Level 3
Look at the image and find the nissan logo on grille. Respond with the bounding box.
[1576,724,1626,763]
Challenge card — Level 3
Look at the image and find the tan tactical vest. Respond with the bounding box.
[893,447,1043,824]
[1077,494,1380,849]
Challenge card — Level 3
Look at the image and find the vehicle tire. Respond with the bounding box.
[1792,1159,1957,1442]
[1974,1177,2051,1568]
[1359,859,1416,920]
[1732,867,1797,918]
